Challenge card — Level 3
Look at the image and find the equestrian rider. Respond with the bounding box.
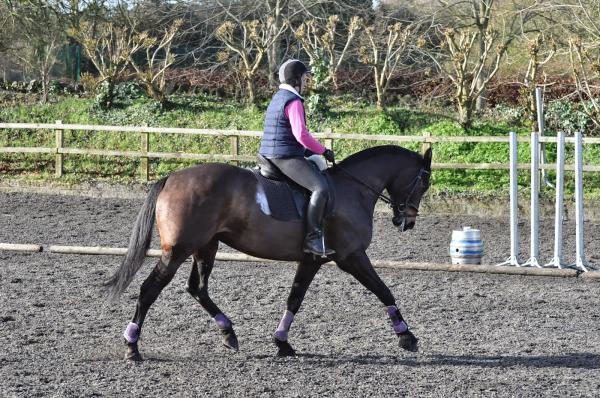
[259,59,335,256]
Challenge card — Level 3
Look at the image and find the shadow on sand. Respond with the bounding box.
[264,352,600,370]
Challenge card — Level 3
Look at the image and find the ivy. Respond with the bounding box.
[305,49,330,130]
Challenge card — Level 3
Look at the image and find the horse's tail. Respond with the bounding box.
[105,177,168,301]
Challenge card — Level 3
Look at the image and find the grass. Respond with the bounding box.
[2,91,600,198]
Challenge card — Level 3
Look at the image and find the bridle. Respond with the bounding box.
[331,161,430,217]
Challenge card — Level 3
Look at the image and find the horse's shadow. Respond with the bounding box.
[264,352,600,370]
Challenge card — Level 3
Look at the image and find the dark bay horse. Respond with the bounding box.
[106,145,432,360]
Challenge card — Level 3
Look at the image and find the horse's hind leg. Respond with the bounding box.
[336,249,418,352]
[273,258,322,357]
[186,240,239,351]
[123,247,189,361]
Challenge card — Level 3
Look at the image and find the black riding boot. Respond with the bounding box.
[303,191,335,256]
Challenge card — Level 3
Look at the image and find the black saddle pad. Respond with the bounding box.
[252,168,308,222]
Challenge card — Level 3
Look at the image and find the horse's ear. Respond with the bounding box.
[423,148,432,169]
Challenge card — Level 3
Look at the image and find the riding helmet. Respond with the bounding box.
[278,59,310,87]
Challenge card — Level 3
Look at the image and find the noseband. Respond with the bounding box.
[394,168,430,217]
[332,162,430,217]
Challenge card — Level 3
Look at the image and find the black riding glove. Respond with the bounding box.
[323,149,335,163]
[304,148,316,157]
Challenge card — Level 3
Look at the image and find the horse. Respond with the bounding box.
[106,145,432,360]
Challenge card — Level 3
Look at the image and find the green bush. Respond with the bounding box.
[545,100,592,134]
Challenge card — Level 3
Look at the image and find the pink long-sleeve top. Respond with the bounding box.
[284,99,326,155]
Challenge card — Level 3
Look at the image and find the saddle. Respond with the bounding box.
[253,154,333,222]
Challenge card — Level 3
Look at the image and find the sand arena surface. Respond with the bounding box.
[2,191,600,397]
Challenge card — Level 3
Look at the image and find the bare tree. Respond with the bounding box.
[129,19,183,104]
[212,0,371,87]
[294,15,362,89]
[358,19,414,110]
[215,17,288,105]
[4,0,65,102]
[265,0,288,86]
[522,33,556,129]
[564,0,600,129]
[569,37,600,129]
[69,19,136,108]
[0,1,12,53]
[441,26,508,127]
[421,0,550,128]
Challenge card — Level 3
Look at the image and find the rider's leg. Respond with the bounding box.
[269,157,334,256]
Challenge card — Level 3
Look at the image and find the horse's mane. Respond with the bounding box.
[331,145,422,173]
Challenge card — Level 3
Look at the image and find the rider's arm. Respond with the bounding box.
[285,99,326,155]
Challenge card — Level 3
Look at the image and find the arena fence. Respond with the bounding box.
[2,122,600,181]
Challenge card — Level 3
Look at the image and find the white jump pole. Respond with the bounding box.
[523,131,541,268]
[572,131,591,271]
[497,131,521,267]
[545,131,566,268]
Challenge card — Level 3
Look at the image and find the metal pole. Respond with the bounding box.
[498,131,521,266]
[545,131,566,268]
[523,131,541,268]
[55,120,63,178]
[572,131,591,271]
[536,87,553,188]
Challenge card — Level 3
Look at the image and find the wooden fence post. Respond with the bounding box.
[325,128,334,150]
[230,135,239,165]
[140,129,149,182]
[55,120,63,178]
[422,131,432,154]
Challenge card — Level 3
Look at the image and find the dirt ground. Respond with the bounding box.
[2,191,600,397]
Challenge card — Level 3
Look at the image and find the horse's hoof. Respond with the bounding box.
[273,337,296,357]
[124,343,143,361]
[398,330,419,352]
[221,328,239,351]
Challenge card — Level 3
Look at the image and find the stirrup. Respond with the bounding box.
[303,232,335,257]
[303,246,335,257]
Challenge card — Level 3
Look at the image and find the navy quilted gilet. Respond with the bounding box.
[259,89,305,158]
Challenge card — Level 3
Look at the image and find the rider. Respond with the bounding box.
[259,59,335,256]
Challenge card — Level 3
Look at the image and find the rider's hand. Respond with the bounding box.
[304,148,316,157]
[323,149,335,163]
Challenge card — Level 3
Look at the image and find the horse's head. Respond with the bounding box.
[388,148,432,231]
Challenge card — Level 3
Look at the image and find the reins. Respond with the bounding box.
[331,160,394,206]
[330,159,430,215]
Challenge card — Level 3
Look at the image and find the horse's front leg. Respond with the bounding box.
[336,250,418,352]
[273,257,322,357]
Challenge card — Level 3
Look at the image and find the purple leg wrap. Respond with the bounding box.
[123,322,140,344]
[274,310,294,341]
[214,313,232,330]
[387,305,408,334]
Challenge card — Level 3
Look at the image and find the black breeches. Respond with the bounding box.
[268,156,328,194]
[269,156,329,230]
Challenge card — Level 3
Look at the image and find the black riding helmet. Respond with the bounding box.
[278,59,310,88]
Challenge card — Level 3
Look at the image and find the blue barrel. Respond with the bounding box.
[449,226,483,265]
